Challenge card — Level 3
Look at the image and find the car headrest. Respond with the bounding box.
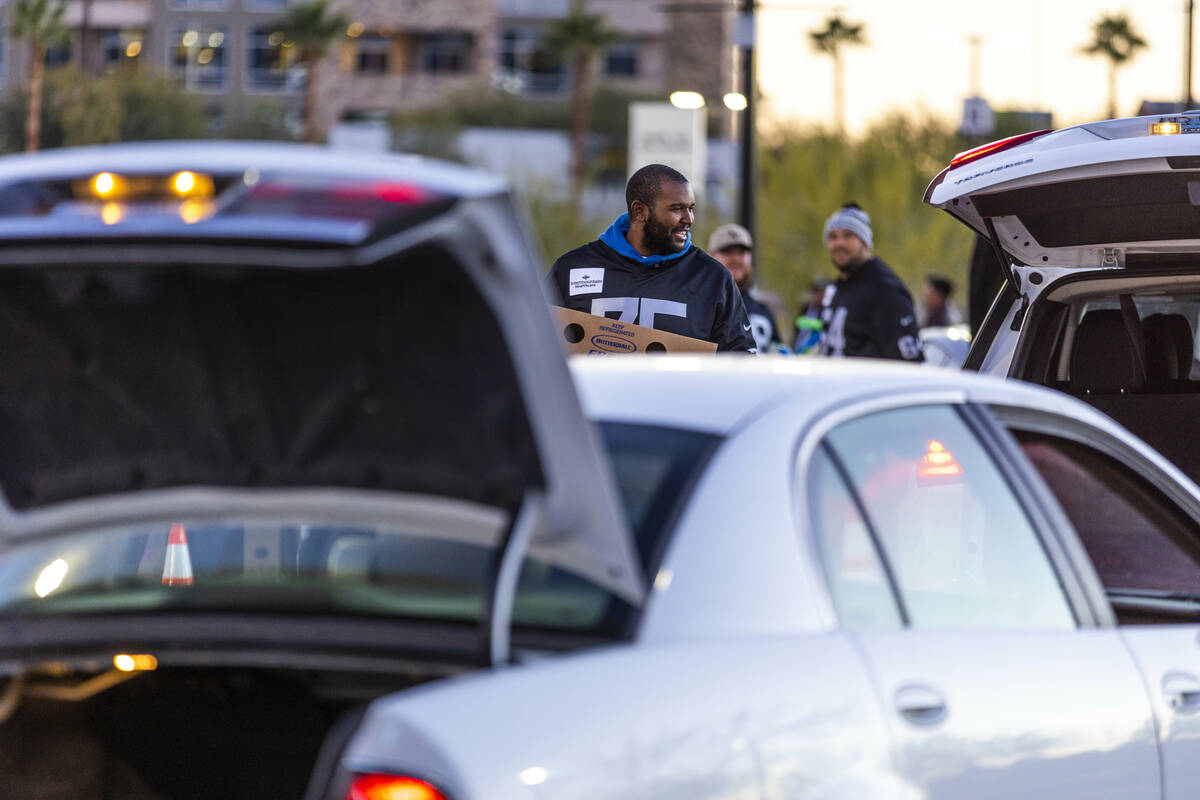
[1071,309,1144,393]
[1144,312,1194,381]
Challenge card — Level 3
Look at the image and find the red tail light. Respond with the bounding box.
[949,129,1053,169]
[347,773,449,800]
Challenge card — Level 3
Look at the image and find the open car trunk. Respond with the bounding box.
[0,662,424,800]
[0,160,647,799]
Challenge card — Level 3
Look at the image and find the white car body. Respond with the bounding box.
[339,356,1200,800]
[925,112,1200,499]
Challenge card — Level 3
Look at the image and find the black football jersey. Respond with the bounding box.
[548,240,756,352]
[743,292,781,351]
[819,257,924,361]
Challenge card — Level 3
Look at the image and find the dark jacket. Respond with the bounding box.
[742,291,781,352]
[819,256,924,361]
[547,215,756,352]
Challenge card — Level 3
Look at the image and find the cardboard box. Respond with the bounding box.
[552,306,717,355]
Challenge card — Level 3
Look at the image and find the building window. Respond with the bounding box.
[169,25,229,91]
[355,34,390,75]
[244,0,286,9]
[497,27,562,93]
[604,42,638,77]
[246,25,300,90]
[411,32,473,75]
[103,29,144,71]
[44,41,72,68]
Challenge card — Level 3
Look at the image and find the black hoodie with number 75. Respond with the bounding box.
[547,214,757,353]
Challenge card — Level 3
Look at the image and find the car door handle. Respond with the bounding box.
[893,684,948,726]
[1163,672,1200,712]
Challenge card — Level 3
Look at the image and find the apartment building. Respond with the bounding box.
[0,0,733,139]
[120,0,494,131]
[496,0,735,130]
[0,0,150,82]
[318,0,496,131]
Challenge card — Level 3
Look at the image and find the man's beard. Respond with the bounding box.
[643,213,685,255]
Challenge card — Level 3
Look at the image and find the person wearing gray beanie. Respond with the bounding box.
[818,203,924,361]
[823,205,873,251]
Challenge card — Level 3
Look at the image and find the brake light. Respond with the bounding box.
[347,773,448,800]
[329,182,429,204]
[949,129,1053,169]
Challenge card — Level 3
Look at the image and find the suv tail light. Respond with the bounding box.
[949,129,1053,169]
[347,773,449,800]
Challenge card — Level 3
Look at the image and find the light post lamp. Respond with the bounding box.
[736,0,756,242]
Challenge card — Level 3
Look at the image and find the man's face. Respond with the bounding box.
[713,245,753,292]
[826,228,870,273]
[639,181,696,255]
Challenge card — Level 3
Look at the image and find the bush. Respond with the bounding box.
[222,98,299,141]
[755,113,976,317]
[0,67,208,151]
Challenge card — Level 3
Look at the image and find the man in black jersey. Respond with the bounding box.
[818,203,924,361]
[547,164,756,352]
[708,223,781,352]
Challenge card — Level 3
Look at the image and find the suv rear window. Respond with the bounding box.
[0,422,718,639]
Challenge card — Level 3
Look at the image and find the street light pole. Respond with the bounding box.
[1187,0,1195,108]
[737,0,756,241]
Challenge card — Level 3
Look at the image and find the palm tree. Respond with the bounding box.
[275,0,349,143]
[1082,13,1147,119]
[809,14,866,135]
[11,0,69,152]
[543,0,620,208]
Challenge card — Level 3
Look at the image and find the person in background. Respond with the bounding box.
[918,273,964,329]
[707,223,783,353]
[794,277,830,354]
[818,203,923,362]
[547,164,756,352]
[801,276,830,320]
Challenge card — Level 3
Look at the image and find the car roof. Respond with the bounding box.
[570,355,1129,435]
[0,141,510,249]
[0,140,506,198]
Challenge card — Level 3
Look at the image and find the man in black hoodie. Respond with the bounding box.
[548,164,756,352]
[818,203,924,362]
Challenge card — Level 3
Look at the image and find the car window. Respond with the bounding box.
[821,405,1075,630]
[809,447,902,630]
[0,422,715,640]
[1010,430,1200,601]
[512,422,719,633]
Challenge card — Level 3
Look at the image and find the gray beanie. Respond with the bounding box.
[823,206,873,249]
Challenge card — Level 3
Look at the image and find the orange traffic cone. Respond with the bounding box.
[162,524,194,586]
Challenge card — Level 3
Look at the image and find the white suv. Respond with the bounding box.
[926,113,1200,487]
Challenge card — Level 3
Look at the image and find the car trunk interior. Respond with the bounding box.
[1012,271,1200,486]
[0,660,445,800]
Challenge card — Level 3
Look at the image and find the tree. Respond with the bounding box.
[11,0,69,152]
[542,0,620,208]
[274,0,348,143]
[1083,13,1147,119]
[809,14,866,135]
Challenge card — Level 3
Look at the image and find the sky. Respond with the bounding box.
[756,0,1196,131]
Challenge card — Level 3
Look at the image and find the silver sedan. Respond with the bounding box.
[335,355,1200,800]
